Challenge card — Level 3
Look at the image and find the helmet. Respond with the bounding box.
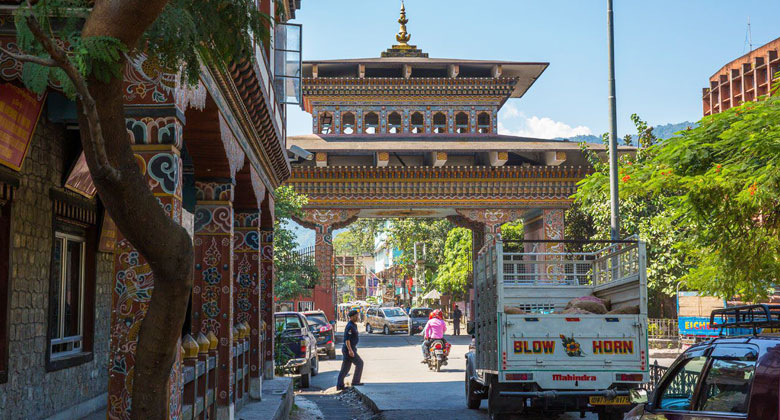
[432,309,444,320]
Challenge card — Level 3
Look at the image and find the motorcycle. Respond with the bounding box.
[426,339,451,372]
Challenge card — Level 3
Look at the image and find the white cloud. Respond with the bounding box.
[498,114,592,140]
[501,103,521,119]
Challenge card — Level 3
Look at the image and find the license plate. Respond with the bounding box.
[589,396,630,406]
[434,350,443,355]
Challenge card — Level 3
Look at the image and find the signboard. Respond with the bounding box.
[678,316,755,337]
[0,83,45,171]
[65,152,97,198]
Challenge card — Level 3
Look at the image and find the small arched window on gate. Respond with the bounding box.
[477,112,491,133]
[433,112,447,133]
[319,112,333,134]
[364,112,379,134]
[410,112,424,133]
[388,112,402,133]
[341,112,356,134]
[455,112,469,133]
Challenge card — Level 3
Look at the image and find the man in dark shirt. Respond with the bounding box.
[452,305,463,336]
[336,309,364,390]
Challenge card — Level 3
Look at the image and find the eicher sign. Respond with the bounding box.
[0,84,45,171]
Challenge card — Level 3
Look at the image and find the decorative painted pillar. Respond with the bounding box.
[234,210,262,398]
[523,208,566,282]
[192,180,235,418]
[260,192,275,379]
[109,117,185,420]
[455,208,522,243]
[297,209,359,321]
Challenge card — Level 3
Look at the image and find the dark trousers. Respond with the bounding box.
[453,321,460,336]
[337,348,363,389]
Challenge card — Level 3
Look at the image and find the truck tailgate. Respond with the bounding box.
[501,314,647,389]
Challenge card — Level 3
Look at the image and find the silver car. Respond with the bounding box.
[365,307,409,334]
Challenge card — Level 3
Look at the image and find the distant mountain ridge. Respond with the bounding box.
[557,121,697,145]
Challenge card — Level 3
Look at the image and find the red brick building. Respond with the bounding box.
[703,37,780,116]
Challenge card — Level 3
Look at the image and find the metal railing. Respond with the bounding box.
[639,361,669,392]
[648,318,678,339]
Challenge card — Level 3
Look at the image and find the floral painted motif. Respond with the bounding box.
[560,334,585,357]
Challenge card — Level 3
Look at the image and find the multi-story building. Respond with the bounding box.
[0,1,302,419]
[703,37,780,116]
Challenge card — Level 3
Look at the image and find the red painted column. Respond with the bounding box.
[109,119,185,420]
[234,211,263,397]
[260,192,275,379]
[191,180,235,417]
[523,209,566,281]
[314,223,335,320]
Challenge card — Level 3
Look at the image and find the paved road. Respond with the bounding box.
[307,322,599,419]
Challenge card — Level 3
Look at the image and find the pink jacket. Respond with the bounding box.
[423,318,446,339]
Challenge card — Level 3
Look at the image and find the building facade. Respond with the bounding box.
[0,1,301,419]
[703,36,780,116]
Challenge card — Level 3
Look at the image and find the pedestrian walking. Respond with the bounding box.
[336,309,364,390]
[452,304,462,336]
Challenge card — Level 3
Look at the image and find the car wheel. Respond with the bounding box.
[300,362,311,388]
[366,323,372,333]
[311,354,319,377]
[465,371,481,409]
[487,382,513,420]
[383,325,389,335]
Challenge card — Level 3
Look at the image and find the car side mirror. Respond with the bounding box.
[466,321,475,335]
[630,389,648,405]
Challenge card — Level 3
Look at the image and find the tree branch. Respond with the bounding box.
[0,45,56,67]
[21,2,121,182]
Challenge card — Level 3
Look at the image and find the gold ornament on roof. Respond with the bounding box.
[396,1,411,46]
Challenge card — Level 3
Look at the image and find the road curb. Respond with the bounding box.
[348,386,382,415]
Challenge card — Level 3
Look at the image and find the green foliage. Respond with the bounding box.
[273,323,296,376]
[14,0,128,97]
[618,94,780,301]
[274,186,319,301]
[570,115,689,305]
[383,218,453,280]
[500,219,524,252]
[333,219,384,255]
[433,227,472,298]
[14,0,271,98]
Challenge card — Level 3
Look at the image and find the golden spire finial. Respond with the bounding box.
[396,1,411,46]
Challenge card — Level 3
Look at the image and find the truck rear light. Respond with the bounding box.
[506,373,533,381]
[616,373,644,382]
[565,318,581,322]
[300,340,307,354]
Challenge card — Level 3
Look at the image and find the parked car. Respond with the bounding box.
[627,304,780,420]
[409,307,433,334]
[303,310,337,360]
[274,311,318,388]
[365,306,409,335]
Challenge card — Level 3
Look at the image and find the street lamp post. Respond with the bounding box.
[607,0,620,241]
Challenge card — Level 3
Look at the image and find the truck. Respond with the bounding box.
[465,237,649,420]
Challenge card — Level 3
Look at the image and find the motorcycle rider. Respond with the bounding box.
[421,309,447,363]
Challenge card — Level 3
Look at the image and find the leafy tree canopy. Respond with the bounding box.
[333,219,384,256]
[433,227,472,298]
[15,0,271,98]
[274,186,319,301]
[570,115,690,309]
[618,95,780,302]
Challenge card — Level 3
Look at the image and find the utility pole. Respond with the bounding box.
[607,0,620,240]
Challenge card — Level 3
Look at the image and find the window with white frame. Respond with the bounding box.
[49,231,86,358]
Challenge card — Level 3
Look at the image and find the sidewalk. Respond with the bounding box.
[236,377,294,420]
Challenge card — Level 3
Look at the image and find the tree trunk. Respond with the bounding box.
[78,2,193,419]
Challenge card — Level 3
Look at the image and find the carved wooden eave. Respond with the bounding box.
[285,165,590,209]
[193,55,292,194]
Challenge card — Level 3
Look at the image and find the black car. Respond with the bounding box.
[274,311,319,388]
[303,310,337,360]
[409,307,433,334]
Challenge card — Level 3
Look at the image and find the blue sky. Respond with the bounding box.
[286,0,780,139]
